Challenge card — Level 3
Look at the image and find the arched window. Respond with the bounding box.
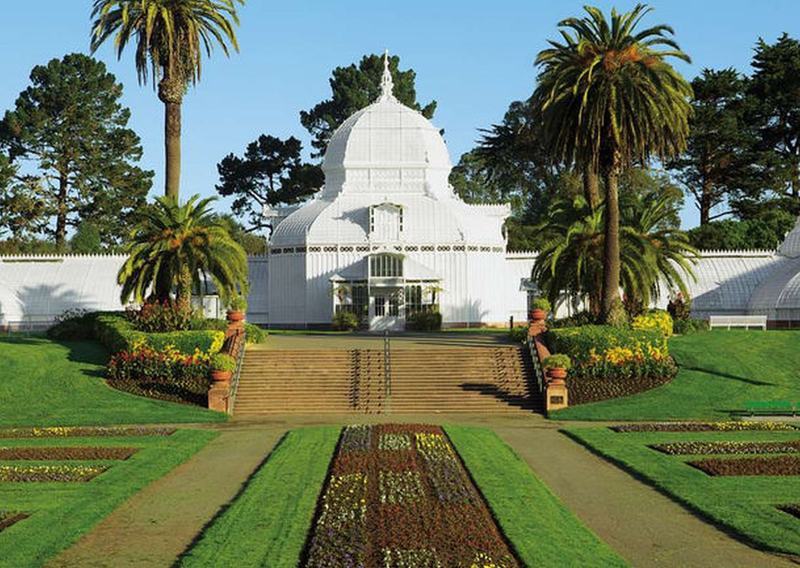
[370,254,403,278]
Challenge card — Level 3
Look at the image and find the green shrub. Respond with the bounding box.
[530,298,551,312]
[47,309,98,340]
[509,326,529,343]
[667,293,692,321]
[190,318,267,344]
[406,310,443,331]
[673,318,709,335]
[95,314,224,356]
[332,310,360,331]
[551,311,597,329]
[244,323,268,344]
[543,354,572,370]
[227,295,247,312]
[126,299,197,332]
[211,353,237,372]
[632,309,673,338]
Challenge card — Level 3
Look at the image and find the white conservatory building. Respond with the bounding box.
[3,55,800,330]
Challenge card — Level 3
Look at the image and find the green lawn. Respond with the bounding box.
[565,426,800,556]
[0,337,226,427]
[178,427,340,568]
[0,428,216,567]
[446,426,627,567]
[553,330,800,421]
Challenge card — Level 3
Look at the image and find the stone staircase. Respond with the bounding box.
[233,346,541,415]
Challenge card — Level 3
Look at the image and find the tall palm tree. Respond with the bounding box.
[91,0,244,199]
[533,4,692,323]
[118,195,248,305]
[533,192,696,317]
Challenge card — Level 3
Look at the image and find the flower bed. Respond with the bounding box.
[568,374,674,405]
[0,426,175,439]
[304,424,519,568]
[689,456,800,476]
[0,447,139,461]
[0,511,29,532]
[611,421,798,433]
[0,465,108,482]
[651,441,800,455]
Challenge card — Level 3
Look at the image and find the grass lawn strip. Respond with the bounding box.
[0,428,216,567]
[553,331,800,421]
[0,447,138,460]
[690,455,800,476]
[305,424,519,568]
[565,427,800,557]
[651,440,800,455]
[0,337,224,427]
[178,427,340,568]
[446,426,628,567]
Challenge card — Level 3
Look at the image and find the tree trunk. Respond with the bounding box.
[699,179,712,225]
[601,161,622,322]
[164,101,182,200]
[55,171,68,249]
[582,163,601,211]
[176,264,193,305]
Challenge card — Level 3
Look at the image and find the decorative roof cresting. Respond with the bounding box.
[378,49,396,102]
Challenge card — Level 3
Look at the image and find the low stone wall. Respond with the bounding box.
[566,374,673,406]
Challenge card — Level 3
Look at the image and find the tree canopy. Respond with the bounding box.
[0,53,152,249]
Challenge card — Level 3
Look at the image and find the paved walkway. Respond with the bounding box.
[50,414,796,567]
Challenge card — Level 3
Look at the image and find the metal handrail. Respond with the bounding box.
[527,336,546,394]
[226,328,247,415]
[383,330,392,413]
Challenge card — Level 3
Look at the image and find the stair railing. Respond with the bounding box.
[225,327,247,415]
[383,330,392,413]
[527,336,546,394]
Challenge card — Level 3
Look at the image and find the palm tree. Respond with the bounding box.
[91,0,244,200]
[118,195,248,305]
[533,4,692,323]
[533,192,696,317]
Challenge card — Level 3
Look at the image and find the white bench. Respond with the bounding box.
[708,315,767,330]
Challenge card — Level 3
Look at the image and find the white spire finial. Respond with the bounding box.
[379,49,395,101]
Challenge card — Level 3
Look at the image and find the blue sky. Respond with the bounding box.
[2,1,799,230]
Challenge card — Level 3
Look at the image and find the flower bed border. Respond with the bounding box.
[0,426,176,439]
[650,440,800,456]
[0,464,109,482]
[568,374,673,405]
[689,456,800,476]
[611,422,798,433]
[0,447,139,461]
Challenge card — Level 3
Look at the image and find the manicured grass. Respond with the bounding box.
[0,428,216,567]
[553,330,800,421]
[0,337,226,427]
[179,427,339,568]
[565,426,800,556]
[446,426,627,567]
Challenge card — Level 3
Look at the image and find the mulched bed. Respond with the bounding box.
[689,456,800,476]
[651,440,800,455]
[567,374,673,405]
[779,504,800,520]
[611,422,798,433]
[303,424,520,568]
[0,426,175,439]
[0,447,139,461]
[0,465,109,482]
[108,378,209,407]
[0,511,29,532]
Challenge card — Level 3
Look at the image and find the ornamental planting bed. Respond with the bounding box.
[0,464,109,482]
[689,455,800,477]
[651,440,800,455]
[303,424,520,568]
[0,447,139,461]
[0,511,29,532]
[0,426,176,439]
[611,421,797,433]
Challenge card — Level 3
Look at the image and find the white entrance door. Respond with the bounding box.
[370,292,404,331]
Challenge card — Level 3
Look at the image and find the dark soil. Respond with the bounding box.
[690,456,800,476]
[0,512,29,532]
[568,375,672,405]
[108,378,208,407]
[779,505,800,520]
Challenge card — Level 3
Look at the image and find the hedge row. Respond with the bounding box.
[94,314,224,356]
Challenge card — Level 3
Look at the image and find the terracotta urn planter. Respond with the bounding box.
[211,369,232,383]
[547,367,568,381]
[530,308,547,322]
[226,310,245,323]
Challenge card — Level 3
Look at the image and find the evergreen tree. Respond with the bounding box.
[300,53,437,157]
[0,54,152,248]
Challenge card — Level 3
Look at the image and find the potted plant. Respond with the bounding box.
[227,295,247,323]
[530,298,551,322]
[542,354,571,382]
[210,353,237,383]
